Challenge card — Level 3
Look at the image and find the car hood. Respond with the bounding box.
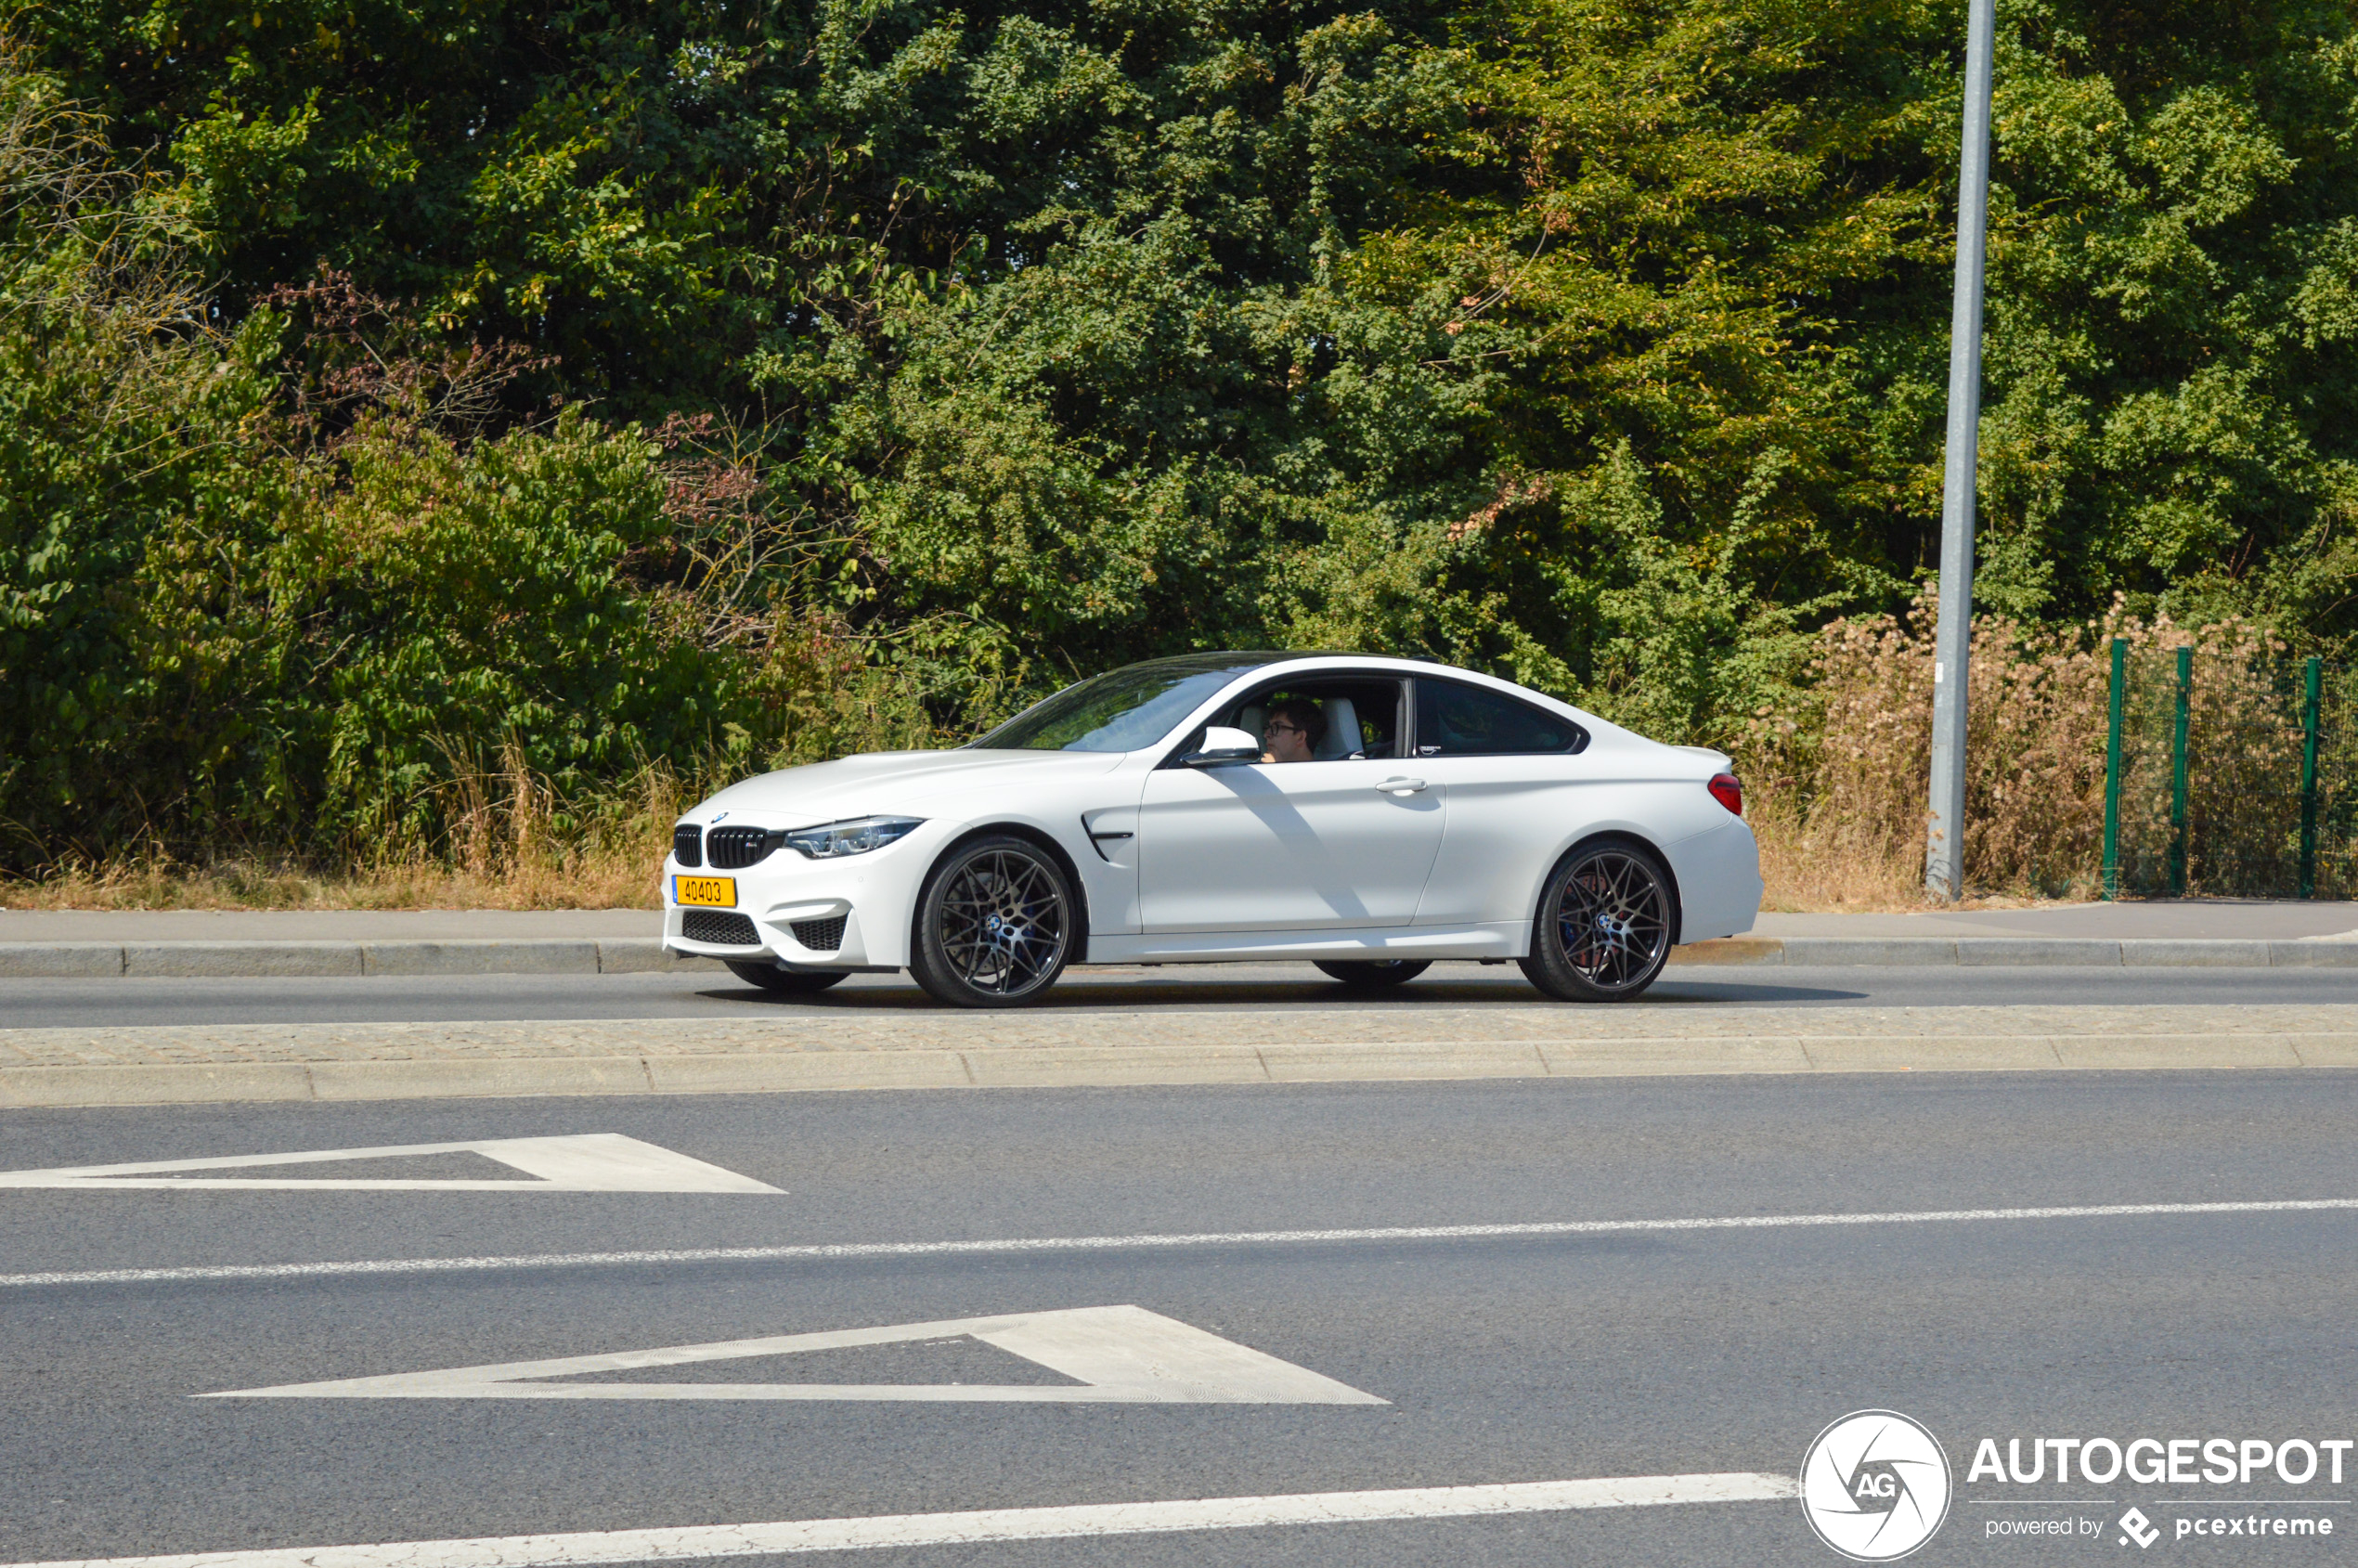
[691,749,1127,825]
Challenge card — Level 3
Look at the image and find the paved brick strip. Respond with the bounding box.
[2,1005,2354,1107]
[6,1003,2358,1066]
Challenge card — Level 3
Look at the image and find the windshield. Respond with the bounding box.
[969,656,1283,752]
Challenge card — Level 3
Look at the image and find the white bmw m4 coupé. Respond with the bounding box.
[664,652,1763,1007]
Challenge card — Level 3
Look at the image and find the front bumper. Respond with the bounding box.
[666,900,881,969]
[662,824,941,970]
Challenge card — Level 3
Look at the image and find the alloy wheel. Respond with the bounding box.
[933,847,1069,999]
[1553,849,1671,992]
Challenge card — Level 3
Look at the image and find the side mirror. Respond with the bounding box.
[1181,725,1263,766]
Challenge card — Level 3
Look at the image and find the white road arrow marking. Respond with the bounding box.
[0,1134,780,1193]
[0,1473,1795,1568]
[202,1304,1387,1404]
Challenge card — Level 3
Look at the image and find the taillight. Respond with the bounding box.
[1708,772,1743,816]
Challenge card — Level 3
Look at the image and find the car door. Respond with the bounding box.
[1136,680,1444,933]
[1405,677,1590,927]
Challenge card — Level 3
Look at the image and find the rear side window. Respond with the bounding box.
[1414,680,1586,757]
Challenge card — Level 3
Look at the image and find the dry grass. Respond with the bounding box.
[1742,597,2109,908]
[1,752,693,911]
[0,855,663,912]
[1741,593,2313,909]
[1750,823,2095,913]
[1752,811,1945,913]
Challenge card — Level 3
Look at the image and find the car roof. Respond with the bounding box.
[1083,651,1305,677]
[1145,649,1424,671]
[1181,651,1591,714]
[1196,651,1457,679]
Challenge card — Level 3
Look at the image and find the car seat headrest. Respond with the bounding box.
[1315,696,1360,759]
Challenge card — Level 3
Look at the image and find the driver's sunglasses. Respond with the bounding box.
[1264,720,1305,735]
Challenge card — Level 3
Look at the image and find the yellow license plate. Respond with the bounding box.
[673,875,737,907]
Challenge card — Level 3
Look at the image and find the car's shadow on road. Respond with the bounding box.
[1641,979,1873,1004]
[694,975,1872,1011]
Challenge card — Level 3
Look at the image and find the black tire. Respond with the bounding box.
[1518,840,1677,1002]
[724,961,849,995]
[1313,959,1432,991]
[909,835,1075,1007]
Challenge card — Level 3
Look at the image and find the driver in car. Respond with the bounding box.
[1260,698,1324,764]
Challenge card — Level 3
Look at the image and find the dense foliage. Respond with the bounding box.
[6,0,2358,866]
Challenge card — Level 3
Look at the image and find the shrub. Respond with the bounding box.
[1744,593,2327,906]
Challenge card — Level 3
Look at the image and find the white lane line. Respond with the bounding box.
[1,1473,1795,1568]
[6,1197,2353,1289]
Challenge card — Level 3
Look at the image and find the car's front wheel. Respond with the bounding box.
[1519,840,1676,1002]
[910,836,1075,1007]
[1313,959,1432,991]
[724,961,849,995]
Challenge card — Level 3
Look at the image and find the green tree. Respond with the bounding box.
[15,0,2358,873]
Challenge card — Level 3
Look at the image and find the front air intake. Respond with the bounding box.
[790,915,848,952]
[672,823,703,867]
[706,826,775,869]
[680,910,759,946]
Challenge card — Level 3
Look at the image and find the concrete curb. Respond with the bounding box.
[0,939,719,979]
[0,936,2348,978]
[7,1031,2358,1108]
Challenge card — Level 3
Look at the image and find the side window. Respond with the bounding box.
[1311,680,1401,760]
[1414,681,1585,757]
[1209,680,1403,761]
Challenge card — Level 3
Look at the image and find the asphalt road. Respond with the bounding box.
[1,961,2352,1028]
[7,1071,2358,1567]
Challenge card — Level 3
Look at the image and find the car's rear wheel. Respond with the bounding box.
[1313,959,1432,991]
[910,836,1075,1007]
[1519,840,1676,1002]
[724,961,849,995]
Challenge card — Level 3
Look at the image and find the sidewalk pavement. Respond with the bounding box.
[0,901,2352,979]
[1756,902,2358,940]
[0,909,660,941]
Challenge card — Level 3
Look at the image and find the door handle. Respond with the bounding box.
[1376,777,1429,795]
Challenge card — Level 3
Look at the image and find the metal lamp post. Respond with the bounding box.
[1924,0,1998,901]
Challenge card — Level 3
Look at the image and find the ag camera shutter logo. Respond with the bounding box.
[1801,1409,1953,1561]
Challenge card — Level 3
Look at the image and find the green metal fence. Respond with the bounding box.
[2101,641,2358,899]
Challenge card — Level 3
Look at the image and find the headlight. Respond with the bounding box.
[781,816,926,859]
